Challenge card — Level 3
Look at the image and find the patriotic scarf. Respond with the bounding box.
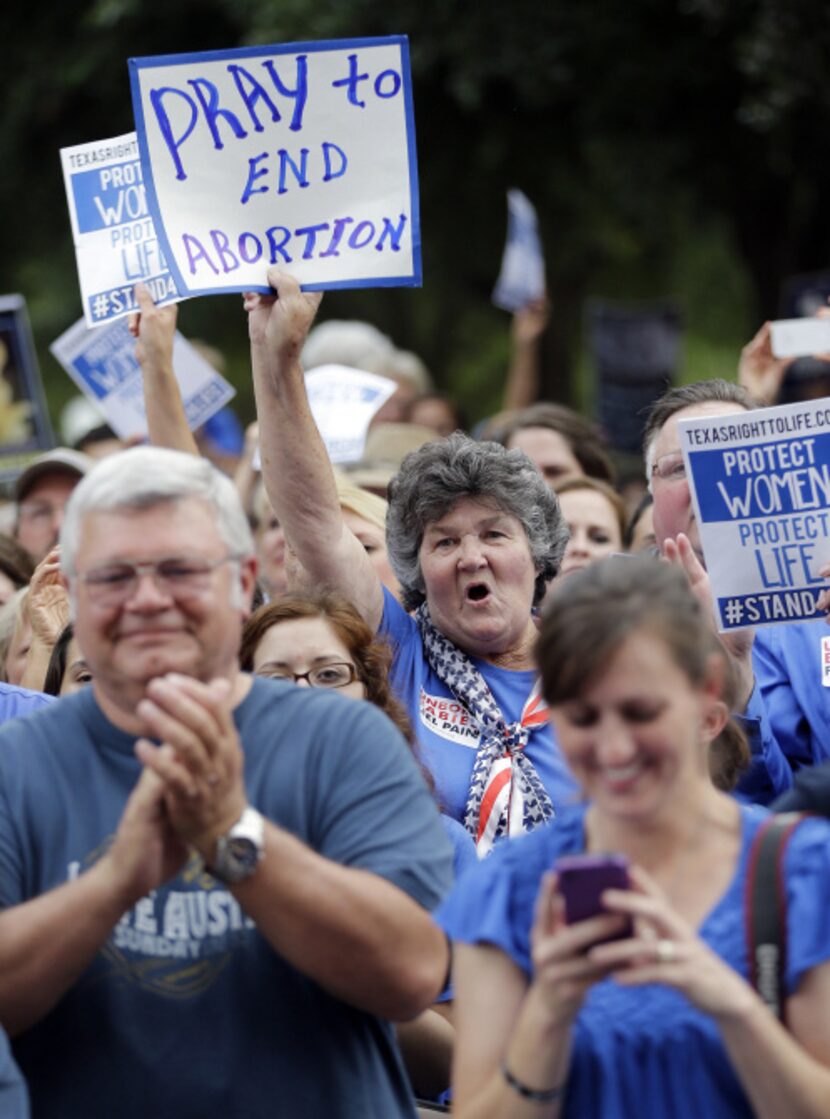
[415,604,554,857]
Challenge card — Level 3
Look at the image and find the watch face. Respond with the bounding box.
[228,837,259,871]
[209,807,265,884]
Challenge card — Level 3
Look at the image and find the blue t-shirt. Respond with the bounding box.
[754,619,830,770]
[0,1032,27,1118]
[437,803,830,1119]
[379,590,580,824]
[0,677,453,1119]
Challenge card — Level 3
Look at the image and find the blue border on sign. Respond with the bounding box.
[128,35,421,297]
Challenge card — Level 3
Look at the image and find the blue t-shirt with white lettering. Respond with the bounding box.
[0,677,452,1118]
[379,589,580,824]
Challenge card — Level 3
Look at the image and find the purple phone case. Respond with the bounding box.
[555,853,631,937]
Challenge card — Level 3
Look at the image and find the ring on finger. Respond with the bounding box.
[655,939,677,964]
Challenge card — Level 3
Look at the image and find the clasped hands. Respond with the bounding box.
[134,673,247,864]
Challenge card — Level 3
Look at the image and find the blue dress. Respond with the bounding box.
[437,804,830,1118]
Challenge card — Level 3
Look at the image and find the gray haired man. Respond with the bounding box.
[0,446,451,1118]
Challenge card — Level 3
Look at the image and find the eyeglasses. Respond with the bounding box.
[262,662,359,690]
[651,452,687,483]
[76,555,240,605]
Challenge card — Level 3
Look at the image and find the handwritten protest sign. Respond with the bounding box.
[492,190,546,313]
[60,133,182,327]
[50,316,235,440]
[129,37,420,296]
[679,398,830,630]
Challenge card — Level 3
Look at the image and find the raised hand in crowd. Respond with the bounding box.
[129,283,199,456]
[738,321,794,406]
[19,546,70,692]
[662,532,754,710]
[503,296,551,412]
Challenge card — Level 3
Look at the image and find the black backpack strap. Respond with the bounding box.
[745,811,806,1023]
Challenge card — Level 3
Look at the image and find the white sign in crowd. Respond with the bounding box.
[129,37,420,296]
[60,132,182,328]
[53,36,420,446]
[680,397,830,631]
[492,189,546,313]
[50,317,235,440]
[305,365,396,463]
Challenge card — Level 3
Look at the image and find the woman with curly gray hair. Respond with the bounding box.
[247,270,579,856]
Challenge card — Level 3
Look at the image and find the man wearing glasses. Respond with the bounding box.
[644,379,818,795]
[0,446,451,1118]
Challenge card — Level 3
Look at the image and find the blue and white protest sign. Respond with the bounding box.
[679,398,830,630]
[492,189,546,313]
[307,364,396,462]
[251,363,395,470]
[60,133,183,327]
[50,316,235,440]
[129,37,421,296]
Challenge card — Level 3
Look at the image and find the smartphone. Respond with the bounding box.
[769,318,830,359]
[554,853,632,941]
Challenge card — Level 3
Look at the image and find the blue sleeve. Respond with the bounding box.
[436,828,559,978]
[0,732,26,909]
[305,696,454,911]
[0,1030,28,1118]
[734,682,793,805]
[784,816,830,994]
[752,630,814,771]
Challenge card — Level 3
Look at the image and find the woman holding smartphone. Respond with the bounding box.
[438,555,830,1117]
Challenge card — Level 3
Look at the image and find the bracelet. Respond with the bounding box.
[501,1061,565,1103]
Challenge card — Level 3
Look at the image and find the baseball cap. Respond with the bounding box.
[14,448,93,504]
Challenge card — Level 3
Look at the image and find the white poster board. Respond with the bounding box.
[307,364,396,462]
[679,398,830,630]
[60,132,183,327]
[492,189,546,312]
[129,37,421,296]
[251,363,395,470]
[50,317,235,440]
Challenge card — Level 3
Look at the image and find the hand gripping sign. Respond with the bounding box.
[129,36,421,296]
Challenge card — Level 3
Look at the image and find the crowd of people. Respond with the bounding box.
[0,268,827,1117]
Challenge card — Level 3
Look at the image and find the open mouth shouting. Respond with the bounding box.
[465,582,492,605]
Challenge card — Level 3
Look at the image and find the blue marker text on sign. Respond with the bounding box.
[130,38,420,295]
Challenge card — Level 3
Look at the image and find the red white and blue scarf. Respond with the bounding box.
[416,604,554,856]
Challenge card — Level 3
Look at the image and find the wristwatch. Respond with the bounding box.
[208,806,265,884]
